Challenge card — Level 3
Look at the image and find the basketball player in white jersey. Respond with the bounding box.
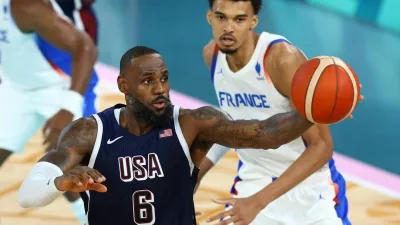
[198,0,360,224]
[0,0,97,224]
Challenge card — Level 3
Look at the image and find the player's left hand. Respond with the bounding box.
[42,109,74,152]
[206,196,263,225]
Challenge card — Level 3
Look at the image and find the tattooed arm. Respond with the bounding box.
[184,106,313,150]
[38,117,97,170]
[18,117,100,208]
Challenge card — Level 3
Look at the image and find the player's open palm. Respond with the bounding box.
[206,196,262,225]
[54,166,107,193]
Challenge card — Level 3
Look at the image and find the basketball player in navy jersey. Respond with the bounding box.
[0,0,97,224]
[16,46,355,225]
[197,0,362,224]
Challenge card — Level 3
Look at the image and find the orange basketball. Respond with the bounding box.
[291,56,361,124]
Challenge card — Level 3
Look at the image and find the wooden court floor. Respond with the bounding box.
[0,92,399,225]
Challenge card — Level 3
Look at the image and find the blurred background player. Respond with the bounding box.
[0,0,98,224]
[198,0,351,224]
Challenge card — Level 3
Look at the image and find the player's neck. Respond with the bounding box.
[226,32,259,72]
[120,107,154,136]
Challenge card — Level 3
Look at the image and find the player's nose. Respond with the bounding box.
[223,21,234,33]
[153,80,166,95]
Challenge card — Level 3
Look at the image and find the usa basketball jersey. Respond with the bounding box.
[81,104,198,225]
[211,32,332,181]
[0,0,96,90]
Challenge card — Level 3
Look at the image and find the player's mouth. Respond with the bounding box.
[152,99,168,110]
[220,35,236,47]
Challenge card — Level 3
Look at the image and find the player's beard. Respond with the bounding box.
[219,47,238,55]
[127,92,173,127]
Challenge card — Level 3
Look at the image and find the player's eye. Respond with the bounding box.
[236,18,245,23]
[216,15,225,20]
[161,76,168,82]
[143,79,151,84]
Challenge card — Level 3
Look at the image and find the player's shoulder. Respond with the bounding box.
[11,0,50,16]
[203,39,217,68]
[61,116,98,140]
[264,36,304,66]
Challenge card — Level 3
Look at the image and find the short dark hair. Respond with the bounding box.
[119,46,160,73]
[208,0,262,15]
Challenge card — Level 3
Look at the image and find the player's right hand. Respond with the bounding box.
[54,166,107,193]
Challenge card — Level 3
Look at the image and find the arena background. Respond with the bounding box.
[0,0,399,224]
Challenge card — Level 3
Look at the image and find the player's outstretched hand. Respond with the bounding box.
[347,83,364,119]
[206,196,262,225]
[54,166,107,193]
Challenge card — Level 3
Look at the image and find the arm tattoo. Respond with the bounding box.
[39,117,97,170]
[191,106,313,150]
[58,117,96,152]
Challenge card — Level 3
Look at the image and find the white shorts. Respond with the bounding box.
[0,79,72,153]
[225,174,342,225]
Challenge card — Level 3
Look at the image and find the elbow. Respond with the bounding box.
[73,33,98,66]
[314,140,333,162]
[18,198,32,209]
[81,34,98,63]
[18,180,44,208]
[18,186,34,208]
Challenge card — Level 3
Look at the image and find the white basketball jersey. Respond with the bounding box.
[0,0,71,90]
[212,32,320,180]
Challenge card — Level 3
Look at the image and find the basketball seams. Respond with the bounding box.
[305,57,333,123]
[331,57,359,122]
[327,56,339,123]
[301,58,320,122]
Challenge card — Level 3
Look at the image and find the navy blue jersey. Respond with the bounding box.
[80,104,198,225]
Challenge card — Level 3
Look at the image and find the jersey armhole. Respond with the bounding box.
[172,106,195,175]
[88,114,103,169]
[210,44,219,83]
[262,39,291,98]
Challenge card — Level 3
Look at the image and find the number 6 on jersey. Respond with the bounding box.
[133,190,155,225]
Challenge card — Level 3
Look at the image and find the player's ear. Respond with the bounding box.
[251,15,258,29]
[207,10,212,24]
[117,75,129,95]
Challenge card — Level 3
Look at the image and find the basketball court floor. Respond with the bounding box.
[0,65,399,225]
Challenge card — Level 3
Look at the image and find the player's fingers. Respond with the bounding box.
[233,221,246,225]
[359,95,364,101]
[69,170,94,184]
[213,198,236,206]
[87,169,104,183]
[215,215,239,225]
[91,169,106,182]
[80,172,94,184]
[65,174,83,187]
[206,210,231,223]
[88,183,107,193]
